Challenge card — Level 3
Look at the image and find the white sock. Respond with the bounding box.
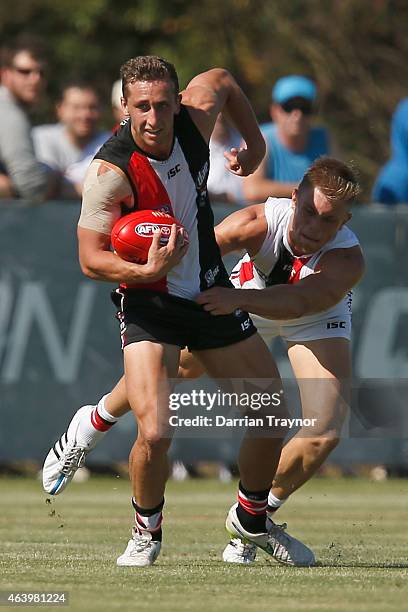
[267,491,286,514]
[75,396,115,448]
[97,394,119,423]
[132,497,164,538]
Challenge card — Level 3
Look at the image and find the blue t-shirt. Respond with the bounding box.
[372,99,408,205]
[261,123,330,182]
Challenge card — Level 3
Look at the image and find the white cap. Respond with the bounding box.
[111,79,122,109]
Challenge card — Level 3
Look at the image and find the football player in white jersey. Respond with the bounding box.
[192,155,364,562]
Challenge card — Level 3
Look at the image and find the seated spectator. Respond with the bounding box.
[243,75,331,202]
[207,114,244,205]
[33,81,110,199]
[372,99,408,205]
[0,35,55,201]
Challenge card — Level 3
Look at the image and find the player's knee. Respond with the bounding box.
[138,424,171,451]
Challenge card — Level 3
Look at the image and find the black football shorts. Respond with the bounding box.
[111,288,257,351]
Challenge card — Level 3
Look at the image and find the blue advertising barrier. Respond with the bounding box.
[0,201,407,466]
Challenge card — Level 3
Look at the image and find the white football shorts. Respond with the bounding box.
[251,313,352,344]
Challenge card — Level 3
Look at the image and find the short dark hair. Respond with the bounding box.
[120,56,179,99]
[0,34,48,68]
[57,80,100,102]
[298,157,361,204]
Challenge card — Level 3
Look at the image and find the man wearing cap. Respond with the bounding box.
[243,75,331,202]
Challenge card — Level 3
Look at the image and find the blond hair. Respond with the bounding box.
[299,157,360,203]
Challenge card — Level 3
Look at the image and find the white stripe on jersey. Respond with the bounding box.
[148,139,200,299]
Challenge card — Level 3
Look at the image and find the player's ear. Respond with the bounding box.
[121,97,129,117]
[122,95,129,116]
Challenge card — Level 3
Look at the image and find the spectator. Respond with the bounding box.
[207,114,244,205]
[243,75,330,202]
[372,99,408,205]
[0,35,54,201]
[33,81,110,199]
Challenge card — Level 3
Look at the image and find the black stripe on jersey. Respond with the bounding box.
[263,242,294,286]
[176,107,231,291]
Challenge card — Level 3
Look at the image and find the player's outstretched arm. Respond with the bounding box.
[181,68,265,175]
[214,203,267,256]
[197,246,365,318]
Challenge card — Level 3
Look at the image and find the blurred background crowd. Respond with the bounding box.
[0,0,408,207]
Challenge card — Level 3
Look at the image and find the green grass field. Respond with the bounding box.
[0,476,407,611]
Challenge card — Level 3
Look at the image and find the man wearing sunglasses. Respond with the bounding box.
[243,75,331,202]
[0,36,56,201]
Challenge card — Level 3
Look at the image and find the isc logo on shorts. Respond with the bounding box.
[241,318,252,331]
[326,321,346,329]
[135,223,171,238]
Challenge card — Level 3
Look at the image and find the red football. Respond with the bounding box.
[111,210,186,264]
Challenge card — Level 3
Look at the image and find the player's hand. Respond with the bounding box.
[145,224,189,281]
[196,287,242,315]
[224,147,262,177]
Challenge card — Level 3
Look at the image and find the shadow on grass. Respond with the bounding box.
[252,560,408,569]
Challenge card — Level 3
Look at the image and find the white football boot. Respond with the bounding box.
[222,538,257,564]
[225,503,315,567]
[117,528,162,567]
[42,405,106,495]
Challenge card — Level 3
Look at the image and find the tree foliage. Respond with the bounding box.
[1,0,407,197]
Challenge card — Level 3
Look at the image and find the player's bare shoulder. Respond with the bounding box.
[316,245,365,289]
[83,159,131,197]
[79,160,134,236]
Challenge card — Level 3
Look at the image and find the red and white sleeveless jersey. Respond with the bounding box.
[95,108,231,300]
[229,197,360,326]
[128,137,202,298]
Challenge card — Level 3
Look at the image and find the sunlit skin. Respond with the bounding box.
[57,87,101,145]
[1,51,45,106]
[288,185,352,256]
[122,79,181,159]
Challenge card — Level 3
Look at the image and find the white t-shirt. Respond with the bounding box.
[32,123,110,185]
[207,136,243,205]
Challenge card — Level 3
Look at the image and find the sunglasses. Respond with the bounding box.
[280,98,314,115]
[11,65,45,78]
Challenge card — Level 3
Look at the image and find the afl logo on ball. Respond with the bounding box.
[135,223,171,238]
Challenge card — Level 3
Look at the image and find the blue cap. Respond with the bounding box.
[272,75,317,104]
